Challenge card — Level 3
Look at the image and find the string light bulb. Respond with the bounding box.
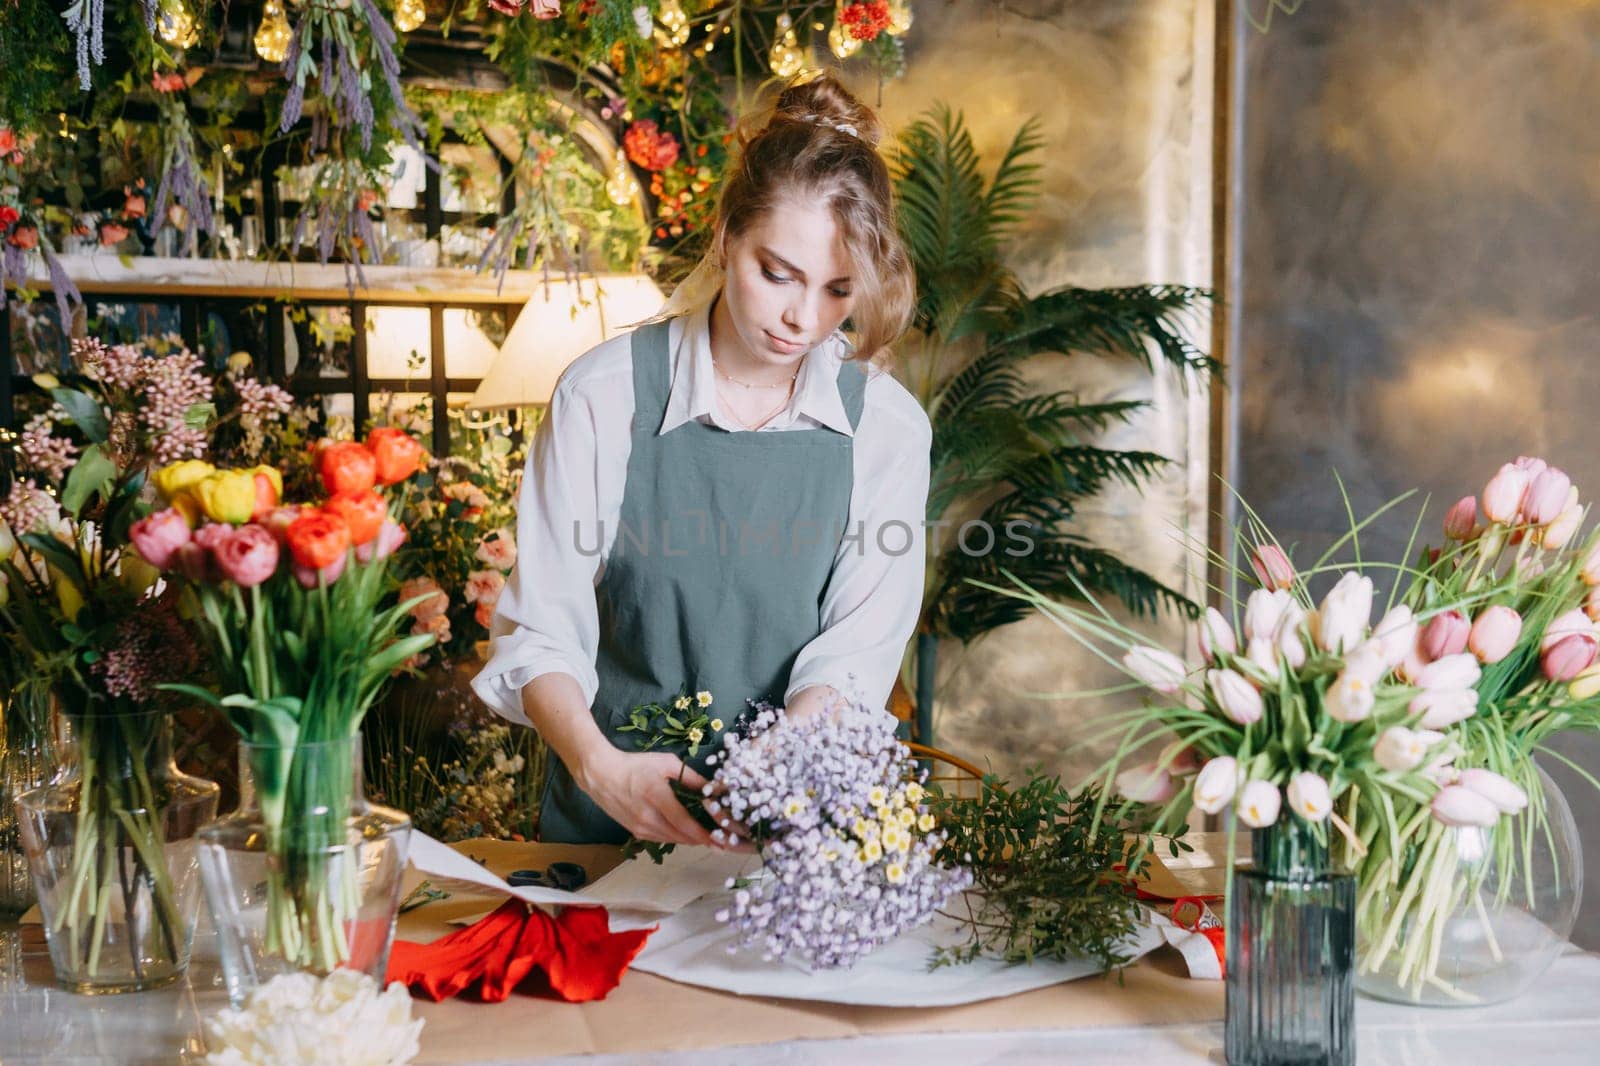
[887,0,912,36]
[605,148,634,206]
[254,0,291,62]
[828,16,862,59]
[768,14,805,78]
[394,0,425,32]
[157,0,199,48]
[656,0,690,47]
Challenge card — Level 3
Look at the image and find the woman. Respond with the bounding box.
[473,74,930,847]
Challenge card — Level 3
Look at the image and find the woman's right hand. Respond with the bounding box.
[574,746,717,847]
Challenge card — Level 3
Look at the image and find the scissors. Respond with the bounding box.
[506,861,588,891]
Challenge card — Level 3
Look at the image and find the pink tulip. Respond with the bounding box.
[128,507,192,570]
[1432,785,1501,828]
[1115,762,1177,804]
[194,522,232,553]
[264,505,308,543]
[293,550,349,589]
[1522,467,1572,525]
[1208,668,1264,725]
[1443,496,1478,541]
[1543,501,1582,550]
[1457,768,1529,814]
[1543,608,1594,652]
[1416,653,1481,691]
[1420,610,1470,661]
[1236,780,1282,828]
[1249,543,1295,591]
[1159,741,1200,776]
[1199,607,1237,663]
[1542,634,1598,682]
[355,519,407,563]
[1123,646,1188,695]
[1581,541,1600,586]
[1468,606,1523,664]
[1410,688,1478,729]
[1482,463,1530,524]
[214,525,280,588]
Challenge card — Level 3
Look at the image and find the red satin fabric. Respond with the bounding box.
[386,899,654,1003]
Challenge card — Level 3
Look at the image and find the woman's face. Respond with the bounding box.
[718,199,856,369]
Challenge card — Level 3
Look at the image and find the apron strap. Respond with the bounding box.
[631,319,674,437]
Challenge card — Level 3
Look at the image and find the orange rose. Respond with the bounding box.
[323,491,387,547]
[319,441,377,496]
[367,428,425,485]
[285,511,351,570]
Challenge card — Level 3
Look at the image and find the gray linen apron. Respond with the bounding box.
[537,318,867,843]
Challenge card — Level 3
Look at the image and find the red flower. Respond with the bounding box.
[487,0,524,13]
[0,205,18,230]
[840,0,890,41]
[319,441,378,496]
[151,72,187,93]
[285,511,352,571]
[367,427,425,484]
[624,120,680,173]
[0,129,14,156]
[324,491,388,547]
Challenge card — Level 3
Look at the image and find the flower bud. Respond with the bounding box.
[1420,610,1470,661]
[1542,501,1583,550]
[1236,781,1282,828]
[1287,771,1333,823]
[1373,604,1418,670]
[1483,463,1531,524]
[1373,726,1438,773]
[1410,688,1479,729]
[1208,668,1265,726]
[1325,672,1376,723]
[1432,785,1501,828]
[1416,653,1481,691]
[1457,768,1528,814]
[1468,606,1523,665]
[1542,633,1599,682]
[1581,540,1600,585]
[1244,589,1292,643]
[1249,543,1295,591]
[1115,762,1177,804]
[1122,646,1188,696]
[1314,572,1373,654]
[1199,606,1238,663]
[1443,496,1478,540]
[1542,608,1595,653]
[1522,467,1573,525]
[1192,757,1241,815]
[1570,663,1600,701]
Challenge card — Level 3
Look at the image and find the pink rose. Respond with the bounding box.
[214,525,280,588]
[129,507,193,570]
[464,569,506,607]
[475,600,495,628]
[530,0,560,16]
[293,550,349,589]
[474,531,517,571]
[401,577,447,621]
[355,519,407,563]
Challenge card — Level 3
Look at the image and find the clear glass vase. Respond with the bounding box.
[0,697,55,917]
[198,734,412,1006]
[15,710,220,993]
[1226,818,1356,1066]
[1355,763,1581,1007]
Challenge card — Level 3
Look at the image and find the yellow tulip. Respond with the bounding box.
[193,471,257,525]
[169,493,202,527]
[154,460,216,503]
[251,464,283,499]
[53,567,83,623]
[1569,664,1600,701]
[118,553,162,597]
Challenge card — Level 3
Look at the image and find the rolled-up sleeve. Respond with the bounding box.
[472,380,604,724]
[784,409,930,714]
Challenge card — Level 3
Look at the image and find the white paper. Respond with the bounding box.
[406,833,756,915]
[630,893,1167,1007]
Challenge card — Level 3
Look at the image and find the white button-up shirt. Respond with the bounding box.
[472,300,932,725]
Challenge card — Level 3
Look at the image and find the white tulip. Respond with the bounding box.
[1123,646,1189,695]
[1410,687,1478,729]
[1324,672,1376,723]
[1208,668,1264,725]
[1236,780,1282,828]
[1199,607,1238,663]
[1246,636,1281,681]
[1315,573,1374,654]
[1416,653,1481,692]
[1373,726,1440,772]
[1372,604,1418,670]
[1244,588,1293,643]
[1287,771,1333,822]
[1458,768,1529,814]
[1341,639,1390,684]
[1193,756,1241,814]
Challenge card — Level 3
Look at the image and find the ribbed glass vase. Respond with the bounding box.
[1226,818,1356,1066]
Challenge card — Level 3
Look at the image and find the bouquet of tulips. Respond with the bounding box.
[997,456,1600,1002]
[136,428,437,972]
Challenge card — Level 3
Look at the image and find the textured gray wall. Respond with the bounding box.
[1230,0,1600,946]
[844,0,1215,785]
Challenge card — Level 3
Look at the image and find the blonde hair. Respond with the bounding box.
[708,74,915,365]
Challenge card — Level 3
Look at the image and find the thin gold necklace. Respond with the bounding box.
[720,377,795,431]
[712,356,800,390]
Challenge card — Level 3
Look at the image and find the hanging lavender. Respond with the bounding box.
[42,246,84,336]
[149,95,214,242]
[61,0,107,91]
[286,160,383,291]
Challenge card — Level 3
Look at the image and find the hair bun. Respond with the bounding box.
[771,74,883,149]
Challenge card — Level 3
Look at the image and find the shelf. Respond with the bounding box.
[9,254,633,306]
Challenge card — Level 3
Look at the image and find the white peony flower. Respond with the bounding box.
[205,970,424,1066]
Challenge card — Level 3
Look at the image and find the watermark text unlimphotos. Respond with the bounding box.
[571,512,1036,559]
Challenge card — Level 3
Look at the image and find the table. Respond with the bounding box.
[5,837,1600,1064]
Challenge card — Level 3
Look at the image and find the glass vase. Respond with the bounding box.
[1226,818,1356,1066]
[1355,763,1581,1007]
[197,734,412,1006]
[0,696,55,917]
[15,710,220,993]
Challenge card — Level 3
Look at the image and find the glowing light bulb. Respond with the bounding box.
[253,0,291,62]
[656,0,690,47]
[828,17,862,59]
[605,149,633,206]
[158,0,199,48]
[768,14,804,78]
[394,0,425,32]
[887,0,912,37]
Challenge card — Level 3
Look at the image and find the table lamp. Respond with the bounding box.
[469,273,664,410]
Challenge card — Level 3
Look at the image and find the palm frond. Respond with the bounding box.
[991,285,1218,377]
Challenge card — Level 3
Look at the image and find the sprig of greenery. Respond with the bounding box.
[929,773,1155,971]
[615,689,722,758]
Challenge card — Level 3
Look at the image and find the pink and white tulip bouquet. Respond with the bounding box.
[994,456,1600,1001]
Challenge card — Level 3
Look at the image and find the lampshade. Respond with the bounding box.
[469,274,664,410]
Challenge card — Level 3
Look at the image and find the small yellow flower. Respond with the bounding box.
[885,862,905,884]
[709,718,724,731]
[905,783,924,803]
[862,840,882,863]
[875,805,893,824]
[153,460,216,504]
[696,690,713,707]
[917,812,937,833]
[898,807,916,827]
[673,696,691,711]
[868,785,887,807]
[688,727,704,744]
[890,791,905,809]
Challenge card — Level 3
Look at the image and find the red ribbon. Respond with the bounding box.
[386,899,654,1003]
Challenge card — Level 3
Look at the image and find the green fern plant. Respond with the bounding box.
[890,106,1216,742]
